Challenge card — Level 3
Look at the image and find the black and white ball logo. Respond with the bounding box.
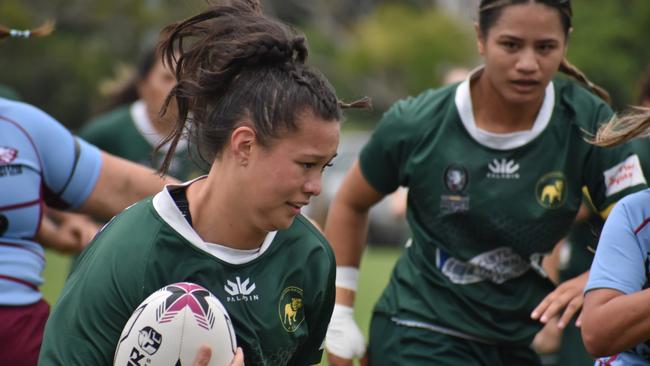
[137,326,162,356]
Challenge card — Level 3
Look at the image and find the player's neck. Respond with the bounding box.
[471,76,543,134]
[186,169,266,250]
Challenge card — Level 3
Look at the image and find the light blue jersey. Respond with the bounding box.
[0,98,101,305]
[586,189,650,365]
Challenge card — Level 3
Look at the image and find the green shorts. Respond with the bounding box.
[368,312,542,366]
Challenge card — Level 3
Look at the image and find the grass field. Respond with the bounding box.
[42,245,403,365]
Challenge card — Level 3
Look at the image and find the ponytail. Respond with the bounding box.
[559,58,611,104]
[590,107,650,147]
[0,20,55,40]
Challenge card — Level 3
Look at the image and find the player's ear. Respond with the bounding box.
[475,22,486,56]
[230,124,256,165]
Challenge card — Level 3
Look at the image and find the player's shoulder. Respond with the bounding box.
[0,98,59,129]
[387,84,456,125]
[553,78,613,130]
[281,215,335,264]
[92,198,163,252]
[614,189,650,220]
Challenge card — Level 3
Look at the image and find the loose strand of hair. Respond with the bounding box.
[559,58,611,104]
[590,107,650,147]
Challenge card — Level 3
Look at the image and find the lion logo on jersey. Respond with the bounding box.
[536,172,567,209]
[284,298,302,325]
[278,287,305,332]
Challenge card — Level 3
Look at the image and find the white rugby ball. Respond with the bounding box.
[114,282,237,366]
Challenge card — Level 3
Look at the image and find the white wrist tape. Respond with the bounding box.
[326,304,366,359]
[335,266,359,292]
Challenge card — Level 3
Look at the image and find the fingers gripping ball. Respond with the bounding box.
[114,282,237,366]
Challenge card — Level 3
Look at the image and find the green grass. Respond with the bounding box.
[42,249,73,305]
[42,246,402,365]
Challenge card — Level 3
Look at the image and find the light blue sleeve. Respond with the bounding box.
[4,100,102,209]
[585,191,650,295]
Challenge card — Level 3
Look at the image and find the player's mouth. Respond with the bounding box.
[510,79,540,93]
[287,201,308,215]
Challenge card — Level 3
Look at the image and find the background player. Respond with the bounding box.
[0,21,179,366]
[324,1,646,365]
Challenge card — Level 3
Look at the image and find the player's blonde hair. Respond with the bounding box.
[591,107,650,147]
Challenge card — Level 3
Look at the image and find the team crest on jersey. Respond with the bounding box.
[0,146,17,164]
[443,164,468,193]
[441,164,470,213]
[278,286,304,332]
[536,172,566,209]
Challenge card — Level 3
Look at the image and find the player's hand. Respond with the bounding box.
[193,345,212,366]
[230,348,244,366]
[531,271,589,328]
[326,304,367,366]
[193,346,244,366]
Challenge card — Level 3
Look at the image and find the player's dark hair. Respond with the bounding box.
[0,20,54,39]
[98,48,160,113]
[156,0,369,174]
[478,0,610,103]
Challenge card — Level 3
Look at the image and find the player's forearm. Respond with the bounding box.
[324,195,370,268]
[582,288,650,356]
[79,152,177,219]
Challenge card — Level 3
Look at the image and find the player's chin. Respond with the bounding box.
[270,214,297,231]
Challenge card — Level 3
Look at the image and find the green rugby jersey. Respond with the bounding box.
[39,183,335,366]
[79,101,204,180]
[361,75,646,345]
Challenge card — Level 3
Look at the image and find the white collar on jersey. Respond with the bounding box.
[455,66,555,150]
[131,100,188,153]
[152,176,277,265]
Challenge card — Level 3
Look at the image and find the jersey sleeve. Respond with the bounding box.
[585,192,648,295]
[583,104,647,218]
[14,102,102,209]
[39,209,150,365]
[358,97,417,194]
[288,236,336,366]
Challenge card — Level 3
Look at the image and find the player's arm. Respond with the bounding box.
[581,197,650,357]
[36,209,100,253]
[582,288,650,356]
[324,161,385,366]
[77,151,178,220]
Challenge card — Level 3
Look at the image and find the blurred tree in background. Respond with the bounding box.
[0,0,648,131]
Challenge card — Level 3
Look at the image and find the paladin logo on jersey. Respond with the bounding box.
[487,158,520,179]
[536,172,566,209]
[224,276,259,302]
[278,286,305,333]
